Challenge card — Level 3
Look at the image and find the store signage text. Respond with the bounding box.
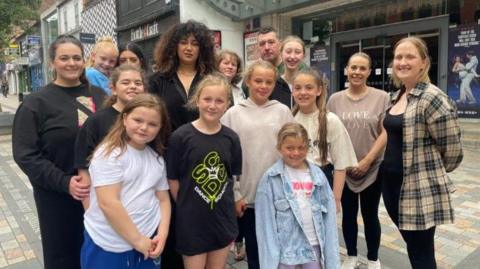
[131,22,159,42]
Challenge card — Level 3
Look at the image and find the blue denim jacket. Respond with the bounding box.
[255,159,340,269]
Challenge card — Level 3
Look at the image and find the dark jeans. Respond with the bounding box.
[341,176,382,261]
[238,208,259,269]
[381,165,437,269]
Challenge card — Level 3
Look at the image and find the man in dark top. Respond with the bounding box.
[243,27,293,108]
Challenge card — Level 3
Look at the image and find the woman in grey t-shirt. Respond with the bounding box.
[327,52,389,269]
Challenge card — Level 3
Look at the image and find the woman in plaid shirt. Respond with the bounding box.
[381,36,463,269]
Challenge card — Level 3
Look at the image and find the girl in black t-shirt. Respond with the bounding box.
[166,75,242,269]
[75,64,146,209]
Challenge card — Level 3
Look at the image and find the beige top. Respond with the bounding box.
[327,87,389,192]
[295,110,357,170]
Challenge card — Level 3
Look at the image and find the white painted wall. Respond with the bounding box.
[180,0,245,61]
[58,0,82,34]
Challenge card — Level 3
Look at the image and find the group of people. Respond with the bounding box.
[11,19,463,269]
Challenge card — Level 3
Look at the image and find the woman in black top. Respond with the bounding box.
[148,20,216,269]
[12,35,105,269]
[149,20,216,131]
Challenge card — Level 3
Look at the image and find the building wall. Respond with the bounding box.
[180,0,245,60]
[81,0,117,56]
[58,0,83,34]
[40,3,59,84]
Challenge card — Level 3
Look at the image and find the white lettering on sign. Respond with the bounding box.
[130,22,159,41]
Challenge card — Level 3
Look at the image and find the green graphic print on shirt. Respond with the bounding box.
[192,151,228,209]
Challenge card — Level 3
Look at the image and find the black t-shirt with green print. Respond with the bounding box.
[166,123,242,255]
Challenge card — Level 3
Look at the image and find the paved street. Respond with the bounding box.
[0,94,479,269]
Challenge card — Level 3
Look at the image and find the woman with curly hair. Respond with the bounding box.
[148,20,216,269]
[149,20,216,131]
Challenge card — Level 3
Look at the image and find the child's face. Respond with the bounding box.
[292,74,321,113]
[112,71,145,106]
[279,136,308,169]
[281,41,304,71]
[197,84,229,124]
[123,107,161,150]
[218,55,238,82]
[246,66,276,105]
[119,50,141,69]
[92,47,118,76]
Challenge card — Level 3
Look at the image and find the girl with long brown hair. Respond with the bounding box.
[81,93,171,268]
[292,68,357,212]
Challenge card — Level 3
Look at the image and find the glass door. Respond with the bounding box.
[335,31,438,92]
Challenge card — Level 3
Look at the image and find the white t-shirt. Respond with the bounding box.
[286,165,319,246]
[295,110,357,169]
[85,144,169,252]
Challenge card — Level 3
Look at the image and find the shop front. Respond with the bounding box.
[289,0,480,117]
[116,0,179,73]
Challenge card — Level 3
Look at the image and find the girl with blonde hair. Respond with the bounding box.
[86,36,119,95]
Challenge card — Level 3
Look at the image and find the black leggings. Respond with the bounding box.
[341,176,382,261]
[381,165,437,269]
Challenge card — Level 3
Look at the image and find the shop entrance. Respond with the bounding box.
[330,15,448,93]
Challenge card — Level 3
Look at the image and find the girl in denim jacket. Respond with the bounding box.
[255,123,340,269]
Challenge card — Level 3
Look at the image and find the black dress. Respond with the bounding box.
[12,83,105,269]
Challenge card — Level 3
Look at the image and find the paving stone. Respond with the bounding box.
[0,240,19,251]
[4,248,22,260]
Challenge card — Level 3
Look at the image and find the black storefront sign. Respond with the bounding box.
[80,33,96,44]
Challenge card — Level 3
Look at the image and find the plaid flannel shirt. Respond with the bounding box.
[390,82,463,231]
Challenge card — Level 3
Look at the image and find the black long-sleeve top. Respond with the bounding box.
[12,83,105,193]
[74,106,119,169]
[148,72,202,131]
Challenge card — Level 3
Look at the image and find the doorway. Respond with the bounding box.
[330,15,448,93]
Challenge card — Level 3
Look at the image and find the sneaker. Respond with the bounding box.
[341,256,359,269]
[367,259,381,269]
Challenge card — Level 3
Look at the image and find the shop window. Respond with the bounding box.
[344,20,355,31]
[418,4,433,18]
[401,7,414,21]
[374,13,386,25]
[359,17,371,28]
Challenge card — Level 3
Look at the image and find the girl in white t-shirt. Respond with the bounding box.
[255,122,340,269]
[81,93,171,269]
[292,69,357,212]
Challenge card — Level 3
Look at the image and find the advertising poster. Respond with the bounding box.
[244,31,260,67]
[448,24,480,118]
[309,44,331,92]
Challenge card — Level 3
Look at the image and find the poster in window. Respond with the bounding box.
[244,31,260,67]
[448,23,480,118]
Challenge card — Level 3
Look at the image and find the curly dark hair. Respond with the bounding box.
[153,20,215,77]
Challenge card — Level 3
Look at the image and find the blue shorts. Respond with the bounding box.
[81,231,159,269]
